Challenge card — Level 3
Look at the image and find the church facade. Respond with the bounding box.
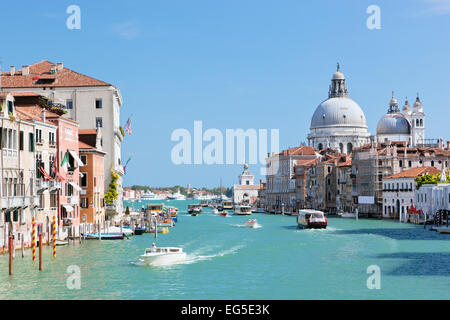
[232,164,260,205]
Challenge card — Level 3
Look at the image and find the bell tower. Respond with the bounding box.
[410,94,425,147]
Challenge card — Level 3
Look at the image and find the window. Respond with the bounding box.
[80,155,87,166]
[50,193,57,208]
[431,160,434,167]
[399,160,403,168]
[66,99,73,110]
[29,132,35,152]
[81,173,87,188]
[95,99,102,109]
[7,101,13,114]
[81,197,88,209]
[19,131,24,150]
[96,117,103,128]
[408,161,412,167]
[49,132,55,145]
[36,129,42,144]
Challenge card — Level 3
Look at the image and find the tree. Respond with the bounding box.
[125,206,130,215]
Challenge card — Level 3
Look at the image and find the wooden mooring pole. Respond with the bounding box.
[8,235,13,276]
[39,233,43,271]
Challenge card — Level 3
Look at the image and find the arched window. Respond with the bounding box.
[318,143,323,150]
[339,143,344,153]
[347,143,353,154]
[416,119,419,126]
[420,119,423,127]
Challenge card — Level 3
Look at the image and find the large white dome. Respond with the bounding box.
[377,113,411,135]
[310,97,368,129]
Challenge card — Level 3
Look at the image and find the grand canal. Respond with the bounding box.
[1,200,449,299]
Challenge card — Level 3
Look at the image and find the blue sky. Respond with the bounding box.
[1,0,450,188]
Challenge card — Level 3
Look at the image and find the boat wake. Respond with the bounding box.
[229,223,262,229]
[179,245,244,265]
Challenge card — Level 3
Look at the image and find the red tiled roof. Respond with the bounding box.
[278,146,316,156]
[78,141,95,149]
[1,60,112,88]
[385,166,441,179]
[15,106,60,124]
[295,159,318,167]
[337,159,352,167]
[79,129,97,135]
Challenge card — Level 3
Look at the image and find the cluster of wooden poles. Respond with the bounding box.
[8,215,57,276]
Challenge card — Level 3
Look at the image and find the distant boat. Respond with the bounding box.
[140,191,166,201]
[188,204,202,215]
[167,189,186,200]
[245,219,259,228]
[134,228,147,235]
[297,210,327,229]
[234,204,252,215]
[212,208,219,214]
[83,233,125,240]
[339,212,357,219]
[55,239,69,246]
[219,211,229,217]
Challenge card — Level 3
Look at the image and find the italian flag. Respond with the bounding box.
[60,151,69,171]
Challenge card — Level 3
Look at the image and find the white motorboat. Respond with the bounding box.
[108,226,134,236]
[141,245,186,265]
[340,212,357,219]
[212,208,219,214]
[140,191,166,201]
[245,219,259,228]
[167,189,186,200]
[140,218,186,265]
[234,204,252,215]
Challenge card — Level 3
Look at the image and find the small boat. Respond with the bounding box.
[188,204,202,215]
[435,227,450,234]
[108,226,134,236]
[212,208,219,214]
[134,228,147,235]
[297,210,327,229]
[234,204,252,216]
[219,211,229,217]
[83,233,125,240]
[141,245,186,265]
[55,239,69,246]
[339,212,357,219]
[245,219,259,228]
[148,227,169,234]
[140,218,186,265]
[200,200,209,207]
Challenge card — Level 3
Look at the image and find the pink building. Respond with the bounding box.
[47,114,83,237]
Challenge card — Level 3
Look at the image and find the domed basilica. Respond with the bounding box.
[307,65,425,153]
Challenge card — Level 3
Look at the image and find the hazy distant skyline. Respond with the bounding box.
[2,0,450,187]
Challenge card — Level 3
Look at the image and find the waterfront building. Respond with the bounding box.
[336,157,353,213]
[232,164,260,205]
[352,141,450,217]
[14,93,60,244]
[382,166,440,222]
[265,146,317,213]
[78,130,105,225]
[1,61,125,217]
[0,93,38,249]
[415,178,450,220]
[307,65,370,153]
[45,111,83,238]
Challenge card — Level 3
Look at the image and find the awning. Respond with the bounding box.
[62,204,74,212]
[69,181,82,191]
[68,149,84,167]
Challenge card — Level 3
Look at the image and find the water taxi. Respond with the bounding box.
[297,210,327,229]
[234,204,252,215]
[148,227,169,234]
[188,204,202,215]
[219,211,229,217]
[141,245,186,265]
[245,219,259,228]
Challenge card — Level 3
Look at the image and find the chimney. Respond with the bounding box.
[42,109,46,122]
[10,66,15,76]
[50,64,57,74]
[447,141,450,150]
[57,62,63,71]
[22,65,30,76]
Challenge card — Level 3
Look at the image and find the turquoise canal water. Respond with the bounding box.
[1,199,449,299]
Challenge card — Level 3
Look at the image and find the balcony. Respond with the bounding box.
[36,179,49,192]
[49,141,56,148]
[67,196,79,205]
[0,196,29,209]
[49,181,62,192]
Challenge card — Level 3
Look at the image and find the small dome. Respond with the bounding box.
[332,71,345,80]
[402,99,412,115]
[413,96,423,112]
[243,164,248,169]
[377,113,411,135]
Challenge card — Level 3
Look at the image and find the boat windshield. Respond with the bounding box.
[311,213,324,219]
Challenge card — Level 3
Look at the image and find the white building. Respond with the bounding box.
[382,166,440,222]
[1,61,125,215]
[377,93,425,146]
[308,65,370,154]
[233,164,260,205]
[415,171,450,220]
